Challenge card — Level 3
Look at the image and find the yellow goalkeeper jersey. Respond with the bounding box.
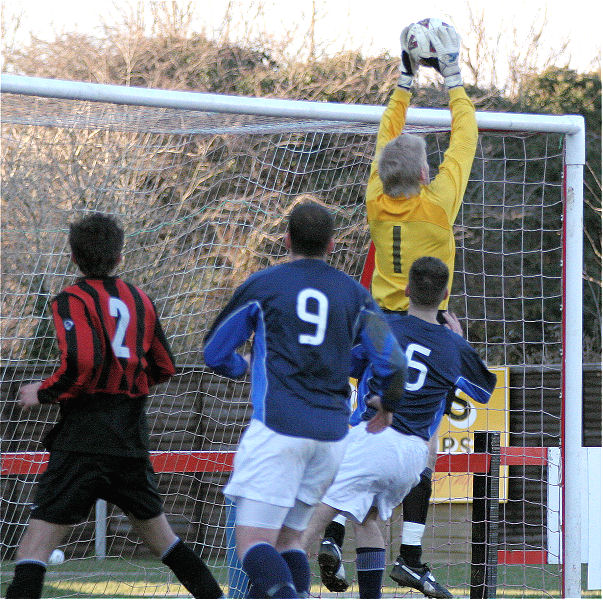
[366,86,477,311]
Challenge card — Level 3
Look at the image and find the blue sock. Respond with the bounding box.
[242,543,297,598]
[356,547,385,599]
[280,549,310,595]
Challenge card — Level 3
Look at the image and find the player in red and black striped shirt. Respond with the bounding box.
[6,213,222,599]
[36,271,177,456]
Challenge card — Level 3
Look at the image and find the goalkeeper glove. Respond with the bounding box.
[425,25,463,88]
[397,26,417,90]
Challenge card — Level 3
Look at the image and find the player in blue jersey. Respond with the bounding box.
[301,257,496,599]
[203,200,408,599]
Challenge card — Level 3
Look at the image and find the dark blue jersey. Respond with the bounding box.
[203,258,407,441]
[351,314,496,441]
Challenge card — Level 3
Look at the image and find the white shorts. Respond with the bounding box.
[322,421,428,524]
[224,419,347,509]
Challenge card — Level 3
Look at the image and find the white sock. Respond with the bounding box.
[401,522,425,546]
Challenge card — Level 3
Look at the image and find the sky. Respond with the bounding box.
[2,0,601,80]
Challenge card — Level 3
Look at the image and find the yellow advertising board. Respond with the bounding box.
[433,366,509,502]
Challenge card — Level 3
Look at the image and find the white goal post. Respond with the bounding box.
[0,74,585,598]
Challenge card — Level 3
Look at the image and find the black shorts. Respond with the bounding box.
[30,451,164,524]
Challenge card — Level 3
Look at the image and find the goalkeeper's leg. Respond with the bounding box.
[129,513,223,598]
[6,519,70,598]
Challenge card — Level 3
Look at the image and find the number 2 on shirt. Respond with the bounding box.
[297,288,328,346]
[109,297,131,358]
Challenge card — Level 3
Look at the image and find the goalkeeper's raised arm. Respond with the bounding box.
[365,19,477,313]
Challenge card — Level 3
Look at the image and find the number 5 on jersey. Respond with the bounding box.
[405,343,431,391]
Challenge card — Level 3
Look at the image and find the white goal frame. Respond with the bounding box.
[0,73,585,598]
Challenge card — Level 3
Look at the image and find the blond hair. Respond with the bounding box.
[377,133,427,197]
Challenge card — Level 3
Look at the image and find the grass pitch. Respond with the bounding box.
[0,557,599,598]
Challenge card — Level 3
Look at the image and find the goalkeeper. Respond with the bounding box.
[317,21,478,599]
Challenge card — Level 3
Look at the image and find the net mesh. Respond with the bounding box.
[1,92,565,597]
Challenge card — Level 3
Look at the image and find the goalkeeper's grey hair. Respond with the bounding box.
[378,133,427,197]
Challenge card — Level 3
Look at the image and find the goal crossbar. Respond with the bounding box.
[0,74,585,138]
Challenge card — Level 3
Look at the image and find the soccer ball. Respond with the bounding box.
[48,549,65,565]
[406,18,450,64]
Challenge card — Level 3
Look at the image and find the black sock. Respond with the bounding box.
[324,520,345,549]
[162,539,222,598]
[399,543,423,567]
[356,547,385,599]
[6,561,47,599]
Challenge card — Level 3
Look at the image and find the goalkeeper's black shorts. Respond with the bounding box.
[30,451,164,524]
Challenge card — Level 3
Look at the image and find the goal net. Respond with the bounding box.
[0,76,584,598]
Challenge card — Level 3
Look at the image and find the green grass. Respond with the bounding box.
[0,558,229,598]
[1,558,600,598]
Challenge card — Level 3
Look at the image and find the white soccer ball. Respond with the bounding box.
[48,549,65,565]
[406,18,450,64]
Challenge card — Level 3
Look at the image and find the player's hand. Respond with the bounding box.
[398,25,417,90]
[442,311,463,336]
[427,25,463,88]
[18,382,43,411]
[365,395,393,433]
[242,353,251,372]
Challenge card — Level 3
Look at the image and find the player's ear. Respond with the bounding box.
[442,288,449,301]
[326,237,334,254]
[284,232,292,250]
[404,285,411,297]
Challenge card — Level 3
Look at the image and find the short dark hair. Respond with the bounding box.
[288,200,334,257]
[408,256,449,308]
[69,213,124,277]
